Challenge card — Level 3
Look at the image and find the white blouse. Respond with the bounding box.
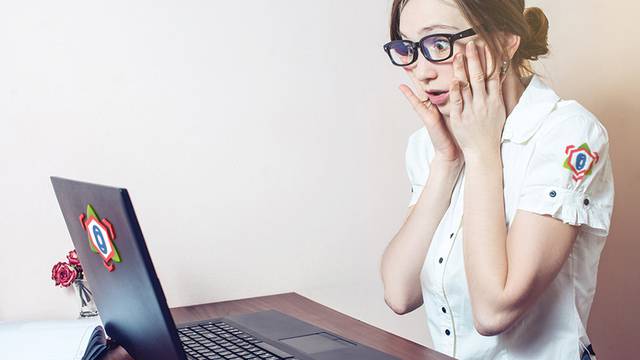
[405,75,614,359]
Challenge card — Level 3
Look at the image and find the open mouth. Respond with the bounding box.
[426,90,450,105]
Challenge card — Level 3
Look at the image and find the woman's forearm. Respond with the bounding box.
[462,151,509,323]
[381,156,463,314]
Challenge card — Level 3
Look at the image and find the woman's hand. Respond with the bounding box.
[448,41,506,163]
[398,84,464,166]
[101,345,134,360]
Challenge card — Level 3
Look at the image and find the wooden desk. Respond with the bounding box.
[170,292,452,360]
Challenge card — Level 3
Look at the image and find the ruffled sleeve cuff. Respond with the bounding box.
[517,185,613,237]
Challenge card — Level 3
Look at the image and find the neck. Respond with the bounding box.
[501,70,529,118]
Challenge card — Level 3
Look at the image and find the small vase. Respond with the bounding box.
[73,278,99,318]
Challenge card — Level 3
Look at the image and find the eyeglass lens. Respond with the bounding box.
[387,35,453,65]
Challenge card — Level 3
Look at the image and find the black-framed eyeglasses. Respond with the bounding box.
[383,28,476,66]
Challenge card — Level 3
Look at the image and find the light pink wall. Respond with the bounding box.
[0,1,637,357]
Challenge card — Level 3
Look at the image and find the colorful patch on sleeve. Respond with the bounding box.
[78,204,121,272]
[563,143,599,181]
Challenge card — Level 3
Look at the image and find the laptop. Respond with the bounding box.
[50,176,398,360]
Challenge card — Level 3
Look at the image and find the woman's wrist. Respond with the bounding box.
[431,154,464,176]
[427,154,464,194]
[463,149,501,170]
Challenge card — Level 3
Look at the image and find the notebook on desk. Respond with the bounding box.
[51,176,399,360]
[0,318,103,360]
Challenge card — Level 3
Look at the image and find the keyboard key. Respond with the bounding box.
[179,322,289,360]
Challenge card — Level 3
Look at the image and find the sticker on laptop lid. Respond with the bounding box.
[79,204,121,272]
[563,143,599,181]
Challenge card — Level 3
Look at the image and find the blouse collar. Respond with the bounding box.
[500,74,561,144]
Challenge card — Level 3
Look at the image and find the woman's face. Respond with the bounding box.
[398,0,486,117]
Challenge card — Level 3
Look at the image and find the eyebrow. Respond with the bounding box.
[399,24,460,38]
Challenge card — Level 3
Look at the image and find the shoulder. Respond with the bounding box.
[406,126,435,168]
[517,101,615,237]
[405,126,435,183]
[406,126,434,157]
[407,126,429,146]
[538,99,610,145]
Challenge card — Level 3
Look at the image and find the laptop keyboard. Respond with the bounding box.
[178,321,298,360]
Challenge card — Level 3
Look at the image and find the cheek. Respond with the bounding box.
[403,64,457,85]
[439,67,456,87]
[402,67,421,90]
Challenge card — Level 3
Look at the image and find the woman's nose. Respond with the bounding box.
[410,54,438,82]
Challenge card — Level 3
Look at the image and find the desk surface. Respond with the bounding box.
[170,292,452,360]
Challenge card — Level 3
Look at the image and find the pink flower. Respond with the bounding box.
[51,262,78,287]
[67,250,81,266]
[66,250,84,278]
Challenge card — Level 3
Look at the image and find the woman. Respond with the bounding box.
[379,0,614,359]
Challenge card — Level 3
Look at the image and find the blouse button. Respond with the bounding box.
[441,306,447,313]
[449,232,454,238]
[438,257,444,264]
[445,329,451,336]
[584,198,590,206]
[549,190,557,198]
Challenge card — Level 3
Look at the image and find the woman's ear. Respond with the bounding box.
[498,31,521,60]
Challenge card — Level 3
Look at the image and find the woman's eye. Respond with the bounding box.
[434,40,450,51]
[393,43,411,56]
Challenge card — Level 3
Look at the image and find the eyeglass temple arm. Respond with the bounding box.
[451,28,476,41]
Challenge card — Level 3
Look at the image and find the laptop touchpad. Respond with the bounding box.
[280,332,355,354]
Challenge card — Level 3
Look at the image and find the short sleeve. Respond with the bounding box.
[405,127,434,207]
[517,114,615,237]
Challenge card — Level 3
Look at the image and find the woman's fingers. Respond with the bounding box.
[452,52,469,91]
[477,43,488,78]
[485,43,501,96]
[449,80,463,121]
[103,346,134,360]
[452,54,472,107]
[465,41,487,98]
[398,84,440,125]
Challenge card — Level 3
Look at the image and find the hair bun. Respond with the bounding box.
[520,7,550,60]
